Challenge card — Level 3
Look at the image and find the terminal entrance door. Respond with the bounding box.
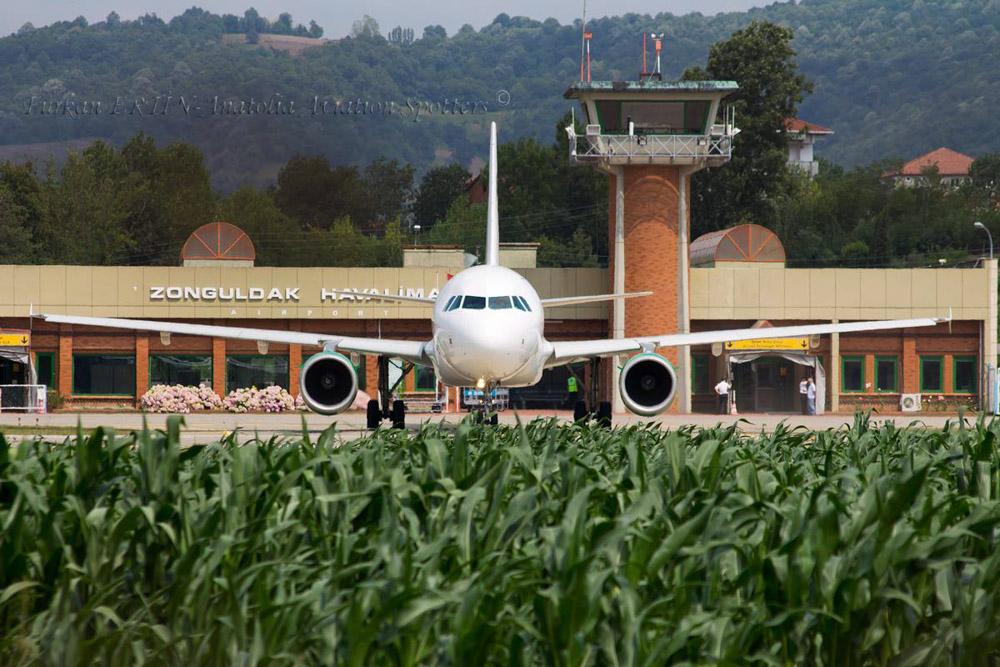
[732,357,799,413]
[0,358,28,385]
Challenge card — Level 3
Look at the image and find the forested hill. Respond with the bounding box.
[1,1,998,191]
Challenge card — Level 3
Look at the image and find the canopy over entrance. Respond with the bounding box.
[728,351,825,415]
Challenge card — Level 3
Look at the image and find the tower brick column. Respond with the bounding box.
[212,337,227,397]
[289,344,302,397]
[58,331,73,397]
[135,335,149,404]
[902,336,918,393]
[609,165,685,412]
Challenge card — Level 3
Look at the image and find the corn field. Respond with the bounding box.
[3,416,1000,665]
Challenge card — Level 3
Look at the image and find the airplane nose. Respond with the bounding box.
[450,327,530,379]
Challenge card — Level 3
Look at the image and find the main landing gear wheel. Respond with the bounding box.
[597,401,612,428]
[391,399,406,430]
[366,399,381,430]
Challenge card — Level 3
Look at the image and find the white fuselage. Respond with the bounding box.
[429,265,552,387]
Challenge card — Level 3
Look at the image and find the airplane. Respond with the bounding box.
[37,122,949,428]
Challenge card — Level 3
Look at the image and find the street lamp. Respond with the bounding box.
[974,221,993,260]
[413,224,421,248]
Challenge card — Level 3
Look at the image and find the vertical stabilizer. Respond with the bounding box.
[486,122,500,266]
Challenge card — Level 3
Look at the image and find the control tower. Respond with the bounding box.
[564,77,739,413]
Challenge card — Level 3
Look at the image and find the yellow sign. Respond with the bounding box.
[725,337,809,351]
[0,332,30,347]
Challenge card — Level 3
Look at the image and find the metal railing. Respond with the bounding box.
[567,128,734,163]
[0,384,48,413]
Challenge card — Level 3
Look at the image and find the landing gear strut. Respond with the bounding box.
[366,355,413,430]
[472,382,500,426]
[572,358,612,428]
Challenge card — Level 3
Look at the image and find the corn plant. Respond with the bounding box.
[2,414,1000,665]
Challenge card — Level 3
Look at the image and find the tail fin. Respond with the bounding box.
[486,121,500,266]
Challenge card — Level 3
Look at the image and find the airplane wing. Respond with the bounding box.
[37,314,430,364]
[548,316,950,364]
[321,290,436,305]
[542,291,652,308]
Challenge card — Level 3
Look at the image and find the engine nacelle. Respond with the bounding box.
[299,352,358,415]
[619,353,677,416]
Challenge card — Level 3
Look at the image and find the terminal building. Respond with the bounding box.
[0,70,996,415]
[0,219,994,415]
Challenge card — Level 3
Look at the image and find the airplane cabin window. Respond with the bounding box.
[444,296,462,311]
[462,296,486,310]
[512,297,528,312]
[515,296,532,312]
[489,296,512,310]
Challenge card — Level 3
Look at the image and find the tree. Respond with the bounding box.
[413,164,470,230]
[274,13,293,35]
[105,12,121,28]
[274,155,369,230]
[16,22,34,35]
[685,21,813,235]
[308,20,323,38]
[422,25,447,41]
[425,199,488,257]
[0,184,35,263]
[351,15,380,39]
[971,154,1000,193]
[217,187,297,266]
[362,158,414,234]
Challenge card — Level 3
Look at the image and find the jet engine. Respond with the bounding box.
[619,353,677,416]
[299,352,358,415]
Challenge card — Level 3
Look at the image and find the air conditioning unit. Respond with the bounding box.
[900,393,922,412]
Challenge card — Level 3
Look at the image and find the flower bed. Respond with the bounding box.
[139,384,223,413]
[222,385,302,413]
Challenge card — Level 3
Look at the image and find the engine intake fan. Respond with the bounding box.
[299,352,358,415]
[619,353,676,416]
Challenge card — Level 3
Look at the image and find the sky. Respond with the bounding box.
[1,0,769,39]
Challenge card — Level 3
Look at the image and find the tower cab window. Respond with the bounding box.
[462,296,486,310]
[488,296,512,310]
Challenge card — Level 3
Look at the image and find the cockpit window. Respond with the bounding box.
[513,296,532,312]
[444,295,462,311]
[488,296,512,310]
[462,295,486,310]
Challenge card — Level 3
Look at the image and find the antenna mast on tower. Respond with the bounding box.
[579,0,587,81]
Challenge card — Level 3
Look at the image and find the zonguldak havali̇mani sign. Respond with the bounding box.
[148,286,439,303]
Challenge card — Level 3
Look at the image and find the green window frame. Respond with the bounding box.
[149,354,213,387]
[414,366,437,392]
[919,355,944,393]
[34,351,56,389]
[226,355,289,392]
[691,353,710,394]
[875,355,898,393]
[953,355,977,394]
[841,355,865,393]
[72,354,136,396]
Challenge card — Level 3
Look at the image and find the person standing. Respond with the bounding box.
[806,377,817,415]
[567,373,578,407]
[714,377,731,415]
[799,376,809,415]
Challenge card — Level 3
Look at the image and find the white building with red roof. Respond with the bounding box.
[888,147,975,188]
[783,118,834,177]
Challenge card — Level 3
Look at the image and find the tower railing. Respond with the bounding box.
[567,127,735,165]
